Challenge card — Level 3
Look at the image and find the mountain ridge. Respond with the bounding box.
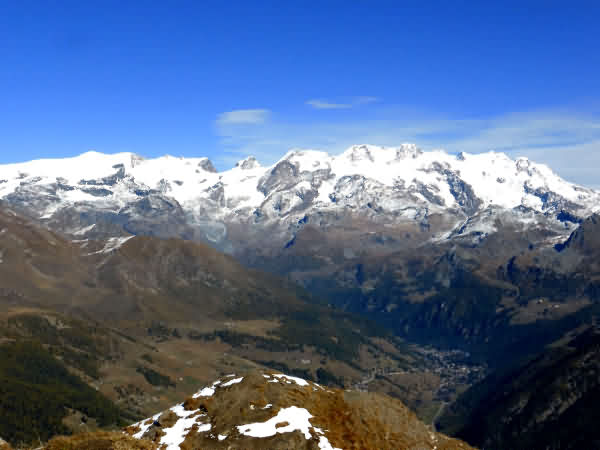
[1,145,597,247]
[123,370,475,450]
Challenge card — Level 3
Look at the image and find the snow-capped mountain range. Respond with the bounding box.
[1,144,598,252]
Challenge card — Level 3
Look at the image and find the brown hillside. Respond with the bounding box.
[126,371,475,450]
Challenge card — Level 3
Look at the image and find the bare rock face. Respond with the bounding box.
[235,156,259,170]
[126,371,475,450]
[198,158,218,173]
[558,214,600,255]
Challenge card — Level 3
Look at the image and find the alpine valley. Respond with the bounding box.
[1,144,600,449]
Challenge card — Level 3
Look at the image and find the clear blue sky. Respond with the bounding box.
[1,1,599,185]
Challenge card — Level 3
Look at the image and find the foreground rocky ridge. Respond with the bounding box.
[0,205,444,446]
[125,371,475,450]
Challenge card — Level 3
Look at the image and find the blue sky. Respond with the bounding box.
[0,1,599,186]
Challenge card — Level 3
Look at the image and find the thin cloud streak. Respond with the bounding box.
[216,109,270,125]
[354,96,380,105]
[305,99,353,110]
[305,96,380,110]
[212,109,600,188]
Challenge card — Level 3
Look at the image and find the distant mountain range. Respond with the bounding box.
[0,145,597,250]
[2,145,598,361]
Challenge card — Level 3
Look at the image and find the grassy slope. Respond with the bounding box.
[0,207,423,444]
[0,341,127,446]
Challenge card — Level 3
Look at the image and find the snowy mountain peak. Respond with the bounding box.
[235,156,260,170]
[197,157,218,173]
[343,144,376,162]
[394,143,423,160]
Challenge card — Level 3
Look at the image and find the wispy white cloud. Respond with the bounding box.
[305,99,353,110]
[212,107,600,188]
[216,109,270,125]
[305,96,380,110]
[509,140,600,189]
[354,96,380,105]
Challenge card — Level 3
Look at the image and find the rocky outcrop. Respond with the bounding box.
[126,371,475,450]
[558,214,600,255]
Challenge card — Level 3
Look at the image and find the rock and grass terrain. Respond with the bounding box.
[123,371,475,450]
[0,205,463,448]
[1,147,600,448]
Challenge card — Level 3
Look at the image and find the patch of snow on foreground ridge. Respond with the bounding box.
[160,404,210,450]
[132,412,161,439]
[129,372,344,449]
[220,375,244,387]
[272,373,310,386]
[237,406,342,450]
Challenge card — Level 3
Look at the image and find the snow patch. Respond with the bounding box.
[221,376,243,387]
[72,223,96,236]
[237,406,313,439]
[87,236,134,255]
[192,378,226,398]
[131,413,161,439]
[194,386,216,398]
[159,404,210,450]
[272,373,309,386]
[314,428,343,450]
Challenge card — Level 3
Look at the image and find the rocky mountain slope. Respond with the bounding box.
[428,215,600,448]
[0,204,445,446]
[124,371,475,450]
[2,146,598,361]
[437,326,600,450]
